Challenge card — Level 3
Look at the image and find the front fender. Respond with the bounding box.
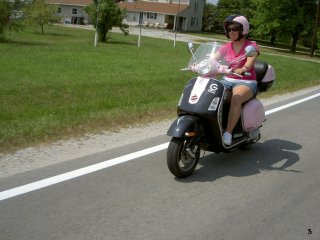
[167,115,201,138]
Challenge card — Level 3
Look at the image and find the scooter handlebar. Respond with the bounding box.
[179,62,252,78]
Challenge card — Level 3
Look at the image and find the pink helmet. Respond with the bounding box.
[223,15,250,39]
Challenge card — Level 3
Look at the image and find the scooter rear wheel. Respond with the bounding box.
[167,137,200,178]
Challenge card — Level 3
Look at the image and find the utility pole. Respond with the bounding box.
[174,0,181,47]
[138,12,143,47]
[310,0,320,57]
[94,0,100,47]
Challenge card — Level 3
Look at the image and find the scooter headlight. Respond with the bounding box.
[197,59,212,75]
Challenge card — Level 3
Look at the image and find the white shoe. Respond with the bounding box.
[223,132,232,145]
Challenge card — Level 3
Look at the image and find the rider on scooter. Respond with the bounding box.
[214,15,259,145]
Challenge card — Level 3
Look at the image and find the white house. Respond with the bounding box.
[119,0,205,31]
[47,0,92,24]
[46,0,205,31]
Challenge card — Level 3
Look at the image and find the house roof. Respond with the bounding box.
[46,0,92,6]
[118,1,189,15]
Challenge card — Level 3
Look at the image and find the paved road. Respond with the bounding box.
[0,90,320,240]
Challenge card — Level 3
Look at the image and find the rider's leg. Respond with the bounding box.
[223,85,253,144]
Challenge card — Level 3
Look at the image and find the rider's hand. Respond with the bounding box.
[234,68,244,75]
[188,63,198,73]
[234,65,250,75]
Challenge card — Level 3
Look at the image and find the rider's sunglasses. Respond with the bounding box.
[227,26,240,32]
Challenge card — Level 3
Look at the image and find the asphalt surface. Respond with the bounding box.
[0,89,320,240]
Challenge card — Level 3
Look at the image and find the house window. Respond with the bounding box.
[194,3,198,12]
[191,17,199,27]
[147,12,157,19]
[57,7,61,13]
[72,8,78,15]
[191,17,195,26]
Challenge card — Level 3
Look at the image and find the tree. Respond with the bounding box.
[0,0,11,39]
[213,0,257,34]
[202,3,218,32]
[0,0,24,40]
[310,0,320,56]
[287,0,316,52]
[250,0,284,45]
[85,0,129,43]
[25,0,60,34]
[252,0,317,52]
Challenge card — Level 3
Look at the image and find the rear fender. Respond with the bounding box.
[167,115,201,138]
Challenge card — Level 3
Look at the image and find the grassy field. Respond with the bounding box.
[1,25,320,153]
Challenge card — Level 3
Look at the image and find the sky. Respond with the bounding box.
[207,0,219,5]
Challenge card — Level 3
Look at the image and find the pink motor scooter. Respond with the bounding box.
[167,42,275,178]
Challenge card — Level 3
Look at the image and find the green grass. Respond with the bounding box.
[258,53,320,97]
[1,25,320,152]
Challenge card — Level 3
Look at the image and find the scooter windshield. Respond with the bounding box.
[187,42,223,68]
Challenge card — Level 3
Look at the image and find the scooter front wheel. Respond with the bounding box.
[167,137,200,178]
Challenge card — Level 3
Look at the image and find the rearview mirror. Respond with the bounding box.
[245,45,258,57]
[187,42,194,52]
[187,42,197,62]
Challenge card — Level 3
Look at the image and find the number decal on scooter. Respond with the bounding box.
[208,84,218,94]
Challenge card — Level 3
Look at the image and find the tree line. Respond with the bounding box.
[203,0,319,54]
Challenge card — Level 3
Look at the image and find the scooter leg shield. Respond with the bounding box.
[167,115,201,138]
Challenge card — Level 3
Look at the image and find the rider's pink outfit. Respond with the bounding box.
[218,39,258,81]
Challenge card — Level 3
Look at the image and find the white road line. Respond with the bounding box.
[265,92,320,115]
[0,92,319,202]
[0,143,169,202]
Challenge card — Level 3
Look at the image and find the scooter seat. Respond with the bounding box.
[254,60,268,83]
